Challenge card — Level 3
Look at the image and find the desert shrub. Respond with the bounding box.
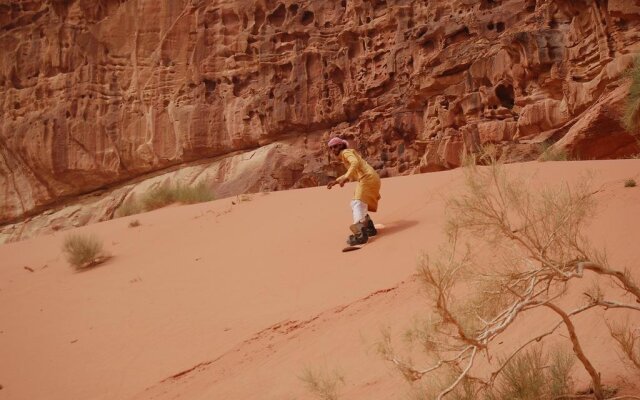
[538,142,569,161]
[486,347,574,400]
[141,185,176,210]
[300,367,345,400]
[128,219,141,228]
[116,182,214,216]
[624,179,637,188]
[62,234,106,269]
[623,56,640,133]
[608,320,640,369]
[142,182,214,211]
[115,197,142,218]
[174,182,215,204]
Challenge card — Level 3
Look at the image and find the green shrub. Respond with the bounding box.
[538,142,569,161]
[63,234,106,270]
[141,185,175,211]
[141,182,214,211]
[116,182,214,217]
[115,197,142,218]
[174,182,215,204]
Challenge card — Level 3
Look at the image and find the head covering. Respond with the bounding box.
[327,137,349,148]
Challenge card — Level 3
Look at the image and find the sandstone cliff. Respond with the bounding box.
[1,0,640,234]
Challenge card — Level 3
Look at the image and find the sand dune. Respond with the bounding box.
[1,160,640,400]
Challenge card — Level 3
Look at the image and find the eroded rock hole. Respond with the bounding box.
[280,62,293,78]
[204,79,217,103]
[253,7,265,34]
[480,0,499,9]
[288,4,299,16]
[495,83,514,109]
[268,3,286,27]
[421,39,434,52]
[496,21,505,32]
[301,10,314,25]
[329,67,345,83]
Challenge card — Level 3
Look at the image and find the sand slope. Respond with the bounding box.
[1,160,640,399]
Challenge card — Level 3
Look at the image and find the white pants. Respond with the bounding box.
[350,200,368,224]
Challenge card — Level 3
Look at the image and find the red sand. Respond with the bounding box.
[1,160,640,399]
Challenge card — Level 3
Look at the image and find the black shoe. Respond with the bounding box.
[347,232,368,246]
[347,222,369,245]
[364,215,377,237]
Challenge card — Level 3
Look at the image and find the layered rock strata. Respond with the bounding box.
[2,0,640,235]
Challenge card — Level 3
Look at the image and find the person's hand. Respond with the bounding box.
[327,180,336,189]
[337,176,347,187]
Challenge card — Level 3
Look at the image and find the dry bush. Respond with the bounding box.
[142,182,214,210]
[625,179,637,188]
[116,182,214,216]
[115,197,142,218]
[607,320,640,369]
[173,182,215,204]
[128,219,141,228]
[486,347,574,400]
[381,150,640,400]
[63,234,108,270]
[537,141,569,161]
[141,185,176,210]
[299,367,345,400]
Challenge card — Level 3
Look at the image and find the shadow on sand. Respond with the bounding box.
[379,219,419,236]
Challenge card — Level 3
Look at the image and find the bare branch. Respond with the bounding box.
[389,345,475,382]
[436,346,478,400]
[575,262,640,302]
[544,302,604,400]
[489,302,597,385]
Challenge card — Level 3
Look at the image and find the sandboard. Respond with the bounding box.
[341,224,385,252]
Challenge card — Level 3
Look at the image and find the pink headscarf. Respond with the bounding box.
[327,137,349,148]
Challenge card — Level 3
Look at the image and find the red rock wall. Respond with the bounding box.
[2,0,640,224]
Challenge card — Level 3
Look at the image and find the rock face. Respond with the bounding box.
[1,0,640,229]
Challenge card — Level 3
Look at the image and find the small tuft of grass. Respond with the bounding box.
[624,178,637,187]
[128,219,141,228]
[62,234,108,270]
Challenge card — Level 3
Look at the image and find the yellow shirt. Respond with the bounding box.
[338,149,382,212]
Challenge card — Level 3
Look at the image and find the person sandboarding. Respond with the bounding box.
[326,137,382,249]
